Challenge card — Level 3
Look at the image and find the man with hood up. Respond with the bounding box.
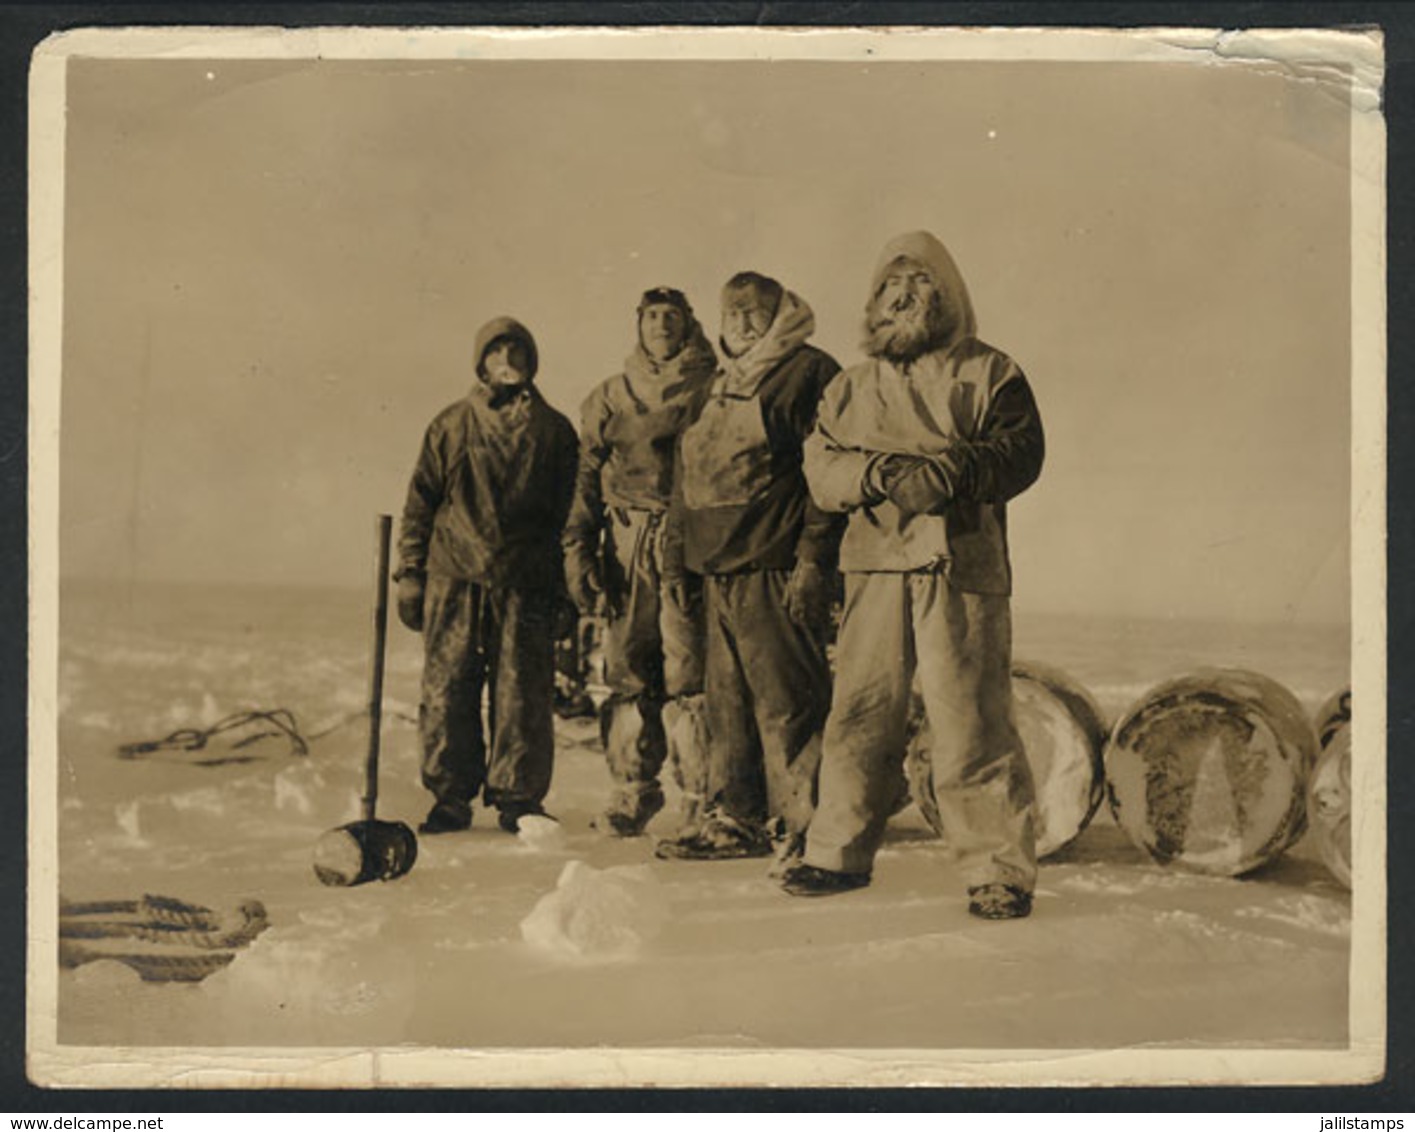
[395,317,579,836]
[780,232,1045,921]
[654,271,843,864]
[563,288,718,838]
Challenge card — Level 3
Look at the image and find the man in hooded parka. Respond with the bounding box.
[395,317,579,836]
[563,289,718,837]
[655,272,843,863]
[780,232,1045,921]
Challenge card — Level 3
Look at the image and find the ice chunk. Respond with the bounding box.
[274,767,316,815]
[168,788,227,817]
[516,814,567,851]
[520,860,668,963]
[114,801,146,845]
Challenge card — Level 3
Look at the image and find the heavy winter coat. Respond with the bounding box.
[398,318,579,592]
[667,291,844,576]
[802,232,1044,594]
[562,321,718,586]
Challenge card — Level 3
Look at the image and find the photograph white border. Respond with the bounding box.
[26,23,1387,1089]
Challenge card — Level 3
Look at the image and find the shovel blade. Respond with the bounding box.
[314,819,418,887]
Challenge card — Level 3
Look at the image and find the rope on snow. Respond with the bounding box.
[57,943,238,983]
[118,708,309,762]
[59,895,268,949]
[57,894,270,984]
[117,707,420,765]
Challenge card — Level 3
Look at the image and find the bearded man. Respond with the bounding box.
[655,271,842,864]
[563,288,717,838]
[779,231,1045,920]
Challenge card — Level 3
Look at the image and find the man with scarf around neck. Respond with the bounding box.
[563,289,718,838]
[779,232,1045,921]
[654,272,843,865]
[395,317,579,836]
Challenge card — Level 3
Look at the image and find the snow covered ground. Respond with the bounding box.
[48,580,1352,1056]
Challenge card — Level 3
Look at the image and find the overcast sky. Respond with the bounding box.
[58,55,1353,626]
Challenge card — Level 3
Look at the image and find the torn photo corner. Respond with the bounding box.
[27,22,1386,1089]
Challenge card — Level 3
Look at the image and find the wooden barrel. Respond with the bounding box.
[1308,687,1352,889]
[904,661,1108,858]
[1104,669,1316,876]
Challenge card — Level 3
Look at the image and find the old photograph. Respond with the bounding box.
[27,25,1385,1088]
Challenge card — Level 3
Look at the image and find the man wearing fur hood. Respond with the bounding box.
[396,317,579,836]
[781,232,1045,921]
[656,272,843,864]
[563,289,718,838]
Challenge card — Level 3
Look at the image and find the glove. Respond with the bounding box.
[861,453,926,506]
[567,561,604,618]
[396,574,426,633]
[860,454,891,505]
[784,560,833,629]
[886,456,957,516]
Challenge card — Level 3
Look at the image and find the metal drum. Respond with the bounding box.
[1104,668,1317,876]
[905,661,1108,859]
[1308,687,1352,889]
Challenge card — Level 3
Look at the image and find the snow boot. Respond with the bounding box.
[967,883,1033,920]
[497,802,555,835]
[778,862,871,897]
[419,799,472,835]
[654,811,773,861]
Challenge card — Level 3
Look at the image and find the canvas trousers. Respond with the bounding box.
[419,574,556,811]
[704,570,830,836]
[599,508,708,819]
[803,570,1038,890]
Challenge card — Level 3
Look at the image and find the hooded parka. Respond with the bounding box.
[799,232,1044,895]
[398,317,578,821]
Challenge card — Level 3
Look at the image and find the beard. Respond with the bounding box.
[862,290,957,366]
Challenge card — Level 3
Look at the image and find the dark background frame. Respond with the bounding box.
[3,0,1408,1114]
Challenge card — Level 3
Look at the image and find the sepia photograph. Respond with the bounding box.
[26,24,1386,1088]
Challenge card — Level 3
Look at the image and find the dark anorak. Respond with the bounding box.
[398,317,578,815]
[399,318,579,593]
[666,289,843,839]
[665,290,843,578]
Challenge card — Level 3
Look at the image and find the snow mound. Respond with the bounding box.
[520,860,668,963]
[1234,893,1351,939]
[202,926,414,1028]
[68,956,144,989]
